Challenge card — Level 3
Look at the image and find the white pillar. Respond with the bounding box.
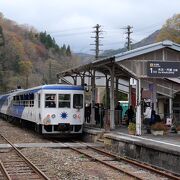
[169,97,173,119]
[152,81,157,112]
[115,78,118,105]
[136,79,142,135]
[169,83,173,119]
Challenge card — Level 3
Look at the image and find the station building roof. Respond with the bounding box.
[115,40,180,62]
[57,40,180,79]
[57,40,180,96]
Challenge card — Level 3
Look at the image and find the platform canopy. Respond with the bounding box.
[57,56,133,80]
[57,40,180,96]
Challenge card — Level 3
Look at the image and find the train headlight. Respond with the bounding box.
[73,114,77,118]
[51,114,56,118]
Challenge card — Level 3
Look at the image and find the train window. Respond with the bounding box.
[45,94,56,108]
[29,93,34,107]
[58,94,70,108]
[73,94,83,109]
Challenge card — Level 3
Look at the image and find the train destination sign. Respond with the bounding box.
[147,61,180,77]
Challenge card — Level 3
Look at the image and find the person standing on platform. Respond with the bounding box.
[144,105,152,133]
[99,103,105,128]
[95,103,100,125]
[126,105,134,125]
[85,103,91,123]
[115,102,123,125]
[150,110,156,125]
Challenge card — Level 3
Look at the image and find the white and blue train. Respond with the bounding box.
[0,84,84,135]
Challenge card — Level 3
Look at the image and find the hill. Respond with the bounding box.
[74,53,94,64]
[0,13,80,93]
[102,30,160,57]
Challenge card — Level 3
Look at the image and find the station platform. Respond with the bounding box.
[83,125,180,174]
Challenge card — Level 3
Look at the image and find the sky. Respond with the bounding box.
[0,0,179,54]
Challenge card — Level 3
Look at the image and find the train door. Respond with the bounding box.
[72,93,84,124]
[35,92,41,124]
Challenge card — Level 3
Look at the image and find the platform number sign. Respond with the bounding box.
[147,61,180,77]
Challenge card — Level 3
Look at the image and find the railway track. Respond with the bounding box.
[0,118,179,180]
[0,133,52,180]
[68,142,180,180]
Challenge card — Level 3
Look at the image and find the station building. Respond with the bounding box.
[57,40,180,135]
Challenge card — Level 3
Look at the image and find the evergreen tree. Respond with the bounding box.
[0,26,4,46]
[66,45,71,56]
[61,44,66,56]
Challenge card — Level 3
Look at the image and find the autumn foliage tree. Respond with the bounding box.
[0,25,4,46]
[156,14,180,43]
[0,12,77,93]
[18,60,32,88]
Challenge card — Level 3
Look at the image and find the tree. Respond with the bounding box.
[45,59,63,84]
[66,45,71,56]
[61,44,66,56]
[0,25,4,46]
[156,14,180,43]
[18,60,32,88]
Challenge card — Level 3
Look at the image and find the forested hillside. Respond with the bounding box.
[0,12,80,93]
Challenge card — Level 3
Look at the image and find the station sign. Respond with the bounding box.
[147,61,180,77]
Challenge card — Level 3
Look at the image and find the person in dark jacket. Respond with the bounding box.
[85,103,91,123]
[115,102,123,124]
[95,103,100,125]
[99,103,105,128]
[150,110,156,125]
[126,105,134,125]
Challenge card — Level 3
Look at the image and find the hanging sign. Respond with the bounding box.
[147,61,180,77]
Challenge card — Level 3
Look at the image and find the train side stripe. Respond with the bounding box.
[42,86,84,90]
[0,95,9,110]
[14,86,84,95]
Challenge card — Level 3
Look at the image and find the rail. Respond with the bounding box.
[86,145,180,180]
[68,140,180,180]
[0,133,50,180]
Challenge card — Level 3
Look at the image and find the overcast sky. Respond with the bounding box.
[0,0,179,54]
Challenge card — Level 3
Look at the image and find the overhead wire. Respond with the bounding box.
[47,26,92,34]
[47,22,163,53]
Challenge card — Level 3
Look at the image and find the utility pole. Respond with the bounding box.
[125,25,133,51]
[48,60,52,84]
[90,24,103,59]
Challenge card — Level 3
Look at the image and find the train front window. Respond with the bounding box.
[58,94,70,108]
[45,94,56,108]
[73,94,83,109]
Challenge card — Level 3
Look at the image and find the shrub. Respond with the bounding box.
[128,123,136,132]
[176,125,180,131]
[151,122,167,131]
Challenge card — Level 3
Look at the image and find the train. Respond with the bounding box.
[0,84,85,135]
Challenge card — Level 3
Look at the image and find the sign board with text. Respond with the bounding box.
[147,61,180,77]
